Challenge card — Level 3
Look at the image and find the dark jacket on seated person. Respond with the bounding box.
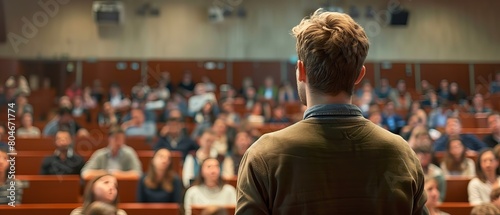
[40,149,85,175]
[433,134,487,152]
[153,135,198,160]
[482,134,500,148]
[136,175,183,203]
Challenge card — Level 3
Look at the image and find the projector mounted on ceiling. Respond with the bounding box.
[92,1,124,25]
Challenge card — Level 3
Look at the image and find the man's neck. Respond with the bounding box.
[306,91,352,108]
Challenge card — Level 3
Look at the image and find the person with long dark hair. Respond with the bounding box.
[136,148,182,203]
[440,138,475,177]
[468,148,500,205]
[184,158,236,215]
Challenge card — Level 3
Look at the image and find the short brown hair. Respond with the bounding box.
[291,9,369,96]
[108,126,125,136]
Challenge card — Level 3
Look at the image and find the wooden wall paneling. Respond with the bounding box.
[232,61,282,91]
[81,61,143,97]
[420,63,470,95]
[474,64,500,95]
[379,63,416,90]
[0,59,19,82]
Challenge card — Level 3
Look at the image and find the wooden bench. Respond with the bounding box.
[444,177,471,202]
[0,203,180,215]
[191,205,235,215]
[438,202,473,215]
[16,175,81,203]
[14,150,183,178]
[461,128,491,140]
[223,176,237,188]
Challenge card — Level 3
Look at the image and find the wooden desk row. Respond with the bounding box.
[14,151,183,179]
[15,175,238,204]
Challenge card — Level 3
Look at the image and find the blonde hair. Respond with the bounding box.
[291,8,369,96]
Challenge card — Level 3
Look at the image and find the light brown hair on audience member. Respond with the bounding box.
[193,158,224,188]
[491,187,500,202]
[85,201,117,215]
[108,126,125,136]
[444,138,466,172]
[470,203,500,215]
[201,206,228,215]
[82,174,119,214]
[291,8,369,96]
[476,148,498,183]
[144,148,177,192]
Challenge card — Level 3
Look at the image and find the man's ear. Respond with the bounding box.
[296,60,307,83]
[354,66,366,85]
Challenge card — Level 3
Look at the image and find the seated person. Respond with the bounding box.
[413,144,446,202]
[483,113,500,148]
[471,203,500,215]
[212,118,235,156]
[17,112,41,138]
[0,148,26,206]
[468,149,500,206]
[469,93,491,115]
[490,187,500,211]
[222,131,253,179]
[183,129,220,188]
[97,102,120,128]
[121,108,156,138]
[424,177,449,215]
[268,106,291,124]
[440,138,475,177]
[40,129,85,175]
[188,83,217,115]
[381,101,405,134]
[154,111,197,160]
[184,158,237,215]
[43,107,89,137]
[70,174,127,215]
[0,125,8,151]
[81,128,142,180]
[433,117,487,152]
[420,90,441,109]
[72,95,91,122]
[15,94,33,117]
[136,148,183,203]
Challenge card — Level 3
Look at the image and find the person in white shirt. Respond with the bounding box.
[468,148,500,205]
[184,158,236,215]
[440,139,476,177]
[182,129,219,188]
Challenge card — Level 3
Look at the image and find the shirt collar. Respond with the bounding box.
[106,147,123,158]
[303,103,363,120]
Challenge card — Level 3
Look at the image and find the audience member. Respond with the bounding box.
[490,73,500,94]
[268,105,291,124]
[81,128,142,180]
[440,138,476,177]
[433,117,487,152]
[400,114,424,141]
[414,145,447,201]
[421,90,441,109]
[121,108,156,138]
[0,147,25,205]
[374,78,392,100]
[428,103,452,129]
[469,93,491,115]
[16,76,31,96]
[201,76,216,93]
[420,80,434,96]
[201,206,229,215]
[220,100,241,128]
[243,86,258,110]
[257,76,279,102]
[59,95,73,109]
[40,129,85,175]
[484,113,500,148]
[15,94,33,117]
[239,77,254,98]
[468,149,500,206]
[145,79,170,110]
[381,101,405,134]
[188,83,217,115]
[66,82,82,100]
[183,129,220,188]
[98,102,120,128]
[424,177,450,215]
[388,79,412,110]
[136,148,182,203]
[184,158,236,215]
[43,107,89,137]
[70,174,126,215]
[470,203,500,215]
[447,82,467,105]
[437,79,450,101]
[17,112,41,138]
[368,111,384,128]
[0,125,7,151]
[155,111,198,160]
[222,131,253,179]
[90,79,104,103]
[177,71,196,98]
[108,84,131,110]
[278,81,297,103]
[82,86,97,109]
[211,118,236,156]
[160,71,174,93]
[72,95,91,122]
[191,101,219,139]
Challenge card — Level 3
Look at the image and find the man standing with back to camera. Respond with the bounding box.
[236,9,428,215]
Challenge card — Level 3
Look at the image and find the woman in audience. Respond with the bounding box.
[278,81,297,103]
[85,202,117,215]
[413,144,447,202]
[136,148,182,203]
[468,148,500,206]
[15,94,33,117]
[400,114,424,141]
[184,158,237,215]
[447,82,467,105]
[424,177,449,215]
[98,102,120,128]
[17,112,41,138]
[222,131,253,179]
[72,95,91,122]
[82,86,98,109]
[183,129,220,188]
[440,138,476,177]
[70,174,126,215]
[469,93,491,115]
[0,148,25,205]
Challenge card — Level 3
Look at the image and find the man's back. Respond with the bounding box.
[236,116,427,215]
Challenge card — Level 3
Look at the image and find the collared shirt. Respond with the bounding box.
[81,145,142,177]
[40,149,85,175]
[0,180,27,205]
[125,122,157,138]
[237,103,428,215]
